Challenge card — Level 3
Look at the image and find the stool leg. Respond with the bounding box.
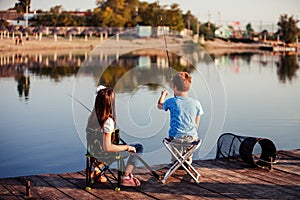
[162,140,201,183]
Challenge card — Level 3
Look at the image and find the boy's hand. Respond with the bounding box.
[161,89,168,97]
[158,90,168,109]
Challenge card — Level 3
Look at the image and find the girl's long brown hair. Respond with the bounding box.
[94,88,115,128]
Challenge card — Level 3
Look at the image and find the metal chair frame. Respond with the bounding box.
[85,128,126,191]
[85,151,125,191]
[161,138,202,184]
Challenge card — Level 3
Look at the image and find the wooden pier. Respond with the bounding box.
[0,149,299,199]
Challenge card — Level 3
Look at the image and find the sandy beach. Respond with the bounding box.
[0,36,98,53]
[202,38,262,54]
[0,35,262,55]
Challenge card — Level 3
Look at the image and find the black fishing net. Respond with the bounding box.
[216,133,246,159]
[216,133,277,169]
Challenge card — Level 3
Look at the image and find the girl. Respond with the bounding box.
[87,87,142,187]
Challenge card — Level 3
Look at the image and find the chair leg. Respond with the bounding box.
[116,159,122,191]
[162,140,201,184]
[176,147,201,183]
[162,160,181,183]
[85,155,92,190]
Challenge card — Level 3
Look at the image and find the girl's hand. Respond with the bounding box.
[127,145,136,153]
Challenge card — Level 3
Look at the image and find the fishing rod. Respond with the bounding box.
[156,0,173,79]
[68,93,92,113]
[69,93,161,180]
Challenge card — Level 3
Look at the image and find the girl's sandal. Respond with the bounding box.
[121,176,140,187]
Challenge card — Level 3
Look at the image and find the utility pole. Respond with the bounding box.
[218,11,221,27]
[25,4,28,27]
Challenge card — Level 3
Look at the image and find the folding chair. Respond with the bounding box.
[161,137,202,184]
[85,128,125,191]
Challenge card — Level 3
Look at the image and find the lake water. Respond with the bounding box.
[0,43,299,178]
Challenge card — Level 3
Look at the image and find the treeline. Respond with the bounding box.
[29,0,199,33]
[11,0,300,44]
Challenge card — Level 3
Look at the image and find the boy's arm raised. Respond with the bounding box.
[157,90,168,110]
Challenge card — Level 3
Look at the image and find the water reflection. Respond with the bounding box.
[214,53,299,82]
[0,52,85,100]
[0,50,299,101]
[16,73,30,100]
[276,55,300,83]
[96,49,195,92]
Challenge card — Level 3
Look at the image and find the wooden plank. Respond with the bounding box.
[16,176,50,199]
[214,158,300,188]
[63,171,149,200]
[61,171,122,199]
[0,149,299,200]
[0,178,27,200]
[0,181,20,200]
[18,175,73,200]
[176,165,264,199]
[273,151,300,177]
[278,150,300,158]
[39,173,97,200]
[134,170,192,200]
[214,159,300,195]
[155,167,234,200]
[195,160,300,199]
[117,167,220,200]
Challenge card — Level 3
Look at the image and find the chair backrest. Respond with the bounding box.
[86,128,119,163]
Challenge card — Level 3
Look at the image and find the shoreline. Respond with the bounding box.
[0,36,263,55]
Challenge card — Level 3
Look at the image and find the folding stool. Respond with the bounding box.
[161,137,202,184]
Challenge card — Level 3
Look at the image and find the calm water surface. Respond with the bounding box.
[0,49,299,178]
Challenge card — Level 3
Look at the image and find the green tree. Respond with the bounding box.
[277,14,300,44]
[123,0,139,27]
[246,23,254,38]
[199,22,216,40]
[138,2,160,26]
[165,4,185,32]
[183,10,199,34]
[33,12,86,26]
[91,7,103,26]
[50,5,63,14]
[100,7,125,27]
[95,0,127,27]
[14,0,31,13]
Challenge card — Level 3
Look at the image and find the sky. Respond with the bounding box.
[0,0,299,29]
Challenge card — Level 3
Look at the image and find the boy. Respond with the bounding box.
[158,72,204,164]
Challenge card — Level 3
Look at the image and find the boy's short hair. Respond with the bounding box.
[173,72,192,92]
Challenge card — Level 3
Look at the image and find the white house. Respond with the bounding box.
[215,25,233,39]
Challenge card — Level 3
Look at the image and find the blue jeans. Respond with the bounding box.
[120,143,143,167]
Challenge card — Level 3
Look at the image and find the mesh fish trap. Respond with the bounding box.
[216,133,277,169]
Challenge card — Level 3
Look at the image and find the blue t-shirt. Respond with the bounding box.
[163,96,204,138]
